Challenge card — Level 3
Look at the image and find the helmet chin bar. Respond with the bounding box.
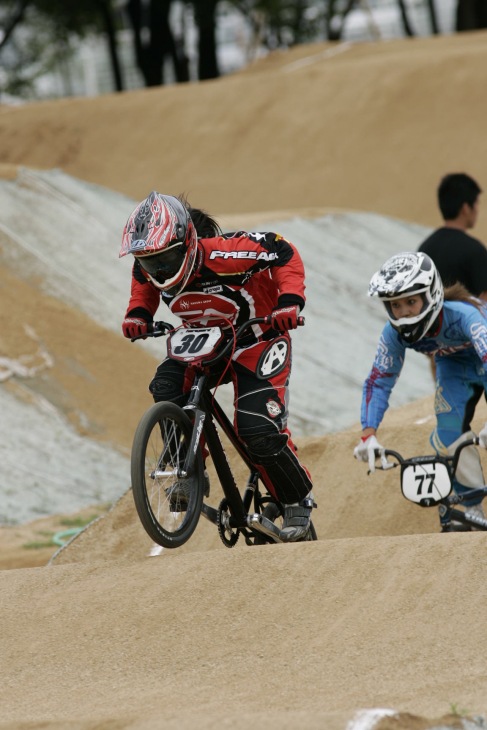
[392,311,441,344]
[148,273,169,291]
[384,289,439,343]
[146,242,197,296]
[393,321,423,343]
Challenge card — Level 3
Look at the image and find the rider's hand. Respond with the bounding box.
[270,305,300,331]
[122,317,151,339]
[479,423,487,449]
[353,434,384,472]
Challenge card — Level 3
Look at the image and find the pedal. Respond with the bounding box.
[247,513,282,542]
[441,522,472,533]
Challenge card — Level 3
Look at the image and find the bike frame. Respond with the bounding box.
[183,371,270,531]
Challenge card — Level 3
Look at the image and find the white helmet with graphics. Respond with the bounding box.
[368,251,444,343]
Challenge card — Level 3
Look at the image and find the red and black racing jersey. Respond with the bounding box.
[125,231,306,340]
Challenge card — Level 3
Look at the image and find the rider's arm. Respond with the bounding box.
[124,259,161,319]
[265,234,306,310]
[205,232,306,310]
[361,326,406,431]
[464,305,487,366]
[361,426,377,439]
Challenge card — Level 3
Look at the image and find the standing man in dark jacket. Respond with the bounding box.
[418,173,487,386]
[418,172,487,300]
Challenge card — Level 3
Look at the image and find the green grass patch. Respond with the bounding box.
[59,514,100,528]
[23,538,56,550]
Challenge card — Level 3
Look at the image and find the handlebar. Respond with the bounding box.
[372,437,480,475]
[131,315,306,367]
[201,315,305,367]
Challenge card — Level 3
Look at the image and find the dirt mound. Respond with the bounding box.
[1,32,487,240]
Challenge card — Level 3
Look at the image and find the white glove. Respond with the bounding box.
[479,423,487,449]
[353,434,384,472]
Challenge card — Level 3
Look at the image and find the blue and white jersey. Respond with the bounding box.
[361,300,487,429]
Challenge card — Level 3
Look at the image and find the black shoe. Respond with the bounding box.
[281,495,313,542]
[166,480,191,512]
[167,470,210,510]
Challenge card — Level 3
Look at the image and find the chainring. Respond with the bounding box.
[217,498,240,548]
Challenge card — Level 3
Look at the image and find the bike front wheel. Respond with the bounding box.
[131,401,205,549]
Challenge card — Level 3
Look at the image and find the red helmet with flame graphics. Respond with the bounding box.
[120,192,197,297]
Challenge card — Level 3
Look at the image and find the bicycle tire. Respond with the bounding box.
[253,501,318,544]
[131,401,204,548]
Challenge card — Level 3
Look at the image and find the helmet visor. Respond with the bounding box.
[136,244,185,283]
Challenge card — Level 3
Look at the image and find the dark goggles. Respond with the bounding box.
[136,243,185,283]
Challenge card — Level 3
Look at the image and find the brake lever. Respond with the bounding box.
[367,450,397,475]
[131,321,174,342]
[380,454,396,471]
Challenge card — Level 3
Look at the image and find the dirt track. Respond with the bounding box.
[2,30,487,729]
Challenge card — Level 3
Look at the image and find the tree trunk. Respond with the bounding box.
[165,3,190,82]
[425,0,439,34]
[456,0,487,30]
[289,0,307,44]
[97,0,125,91]
[396,0,415,36]
[146,0,169,87]
[126,0,188,86]
[126,0,148,83]
[193,0,220,80]
[325,0,355,42]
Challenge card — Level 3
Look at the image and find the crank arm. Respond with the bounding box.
[247,513,283,543]
[201,501,218,525]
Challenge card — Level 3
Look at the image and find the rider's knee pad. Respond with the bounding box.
[432,429,484,489]
[243,431,288,462]
[149,376,185,404]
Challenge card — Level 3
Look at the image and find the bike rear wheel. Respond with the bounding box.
[131,401,205,548]
[253,501,318,544]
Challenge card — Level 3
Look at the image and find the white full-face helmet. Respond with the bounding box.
[368,251,444,343]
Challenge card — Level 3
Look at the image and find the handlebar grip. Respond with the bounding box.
[130,321,173,342]
[262,314,306,327]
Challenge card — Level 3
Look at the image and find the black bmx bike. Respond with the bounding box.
[372,437,487,532]
[130,316,317,549]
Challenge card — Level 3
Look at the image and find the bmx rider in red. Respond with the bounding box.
[120,191,314,542]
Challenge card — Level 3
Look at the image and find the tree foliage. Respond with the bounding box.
[0,0,123,96]
[1,1,487,98]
